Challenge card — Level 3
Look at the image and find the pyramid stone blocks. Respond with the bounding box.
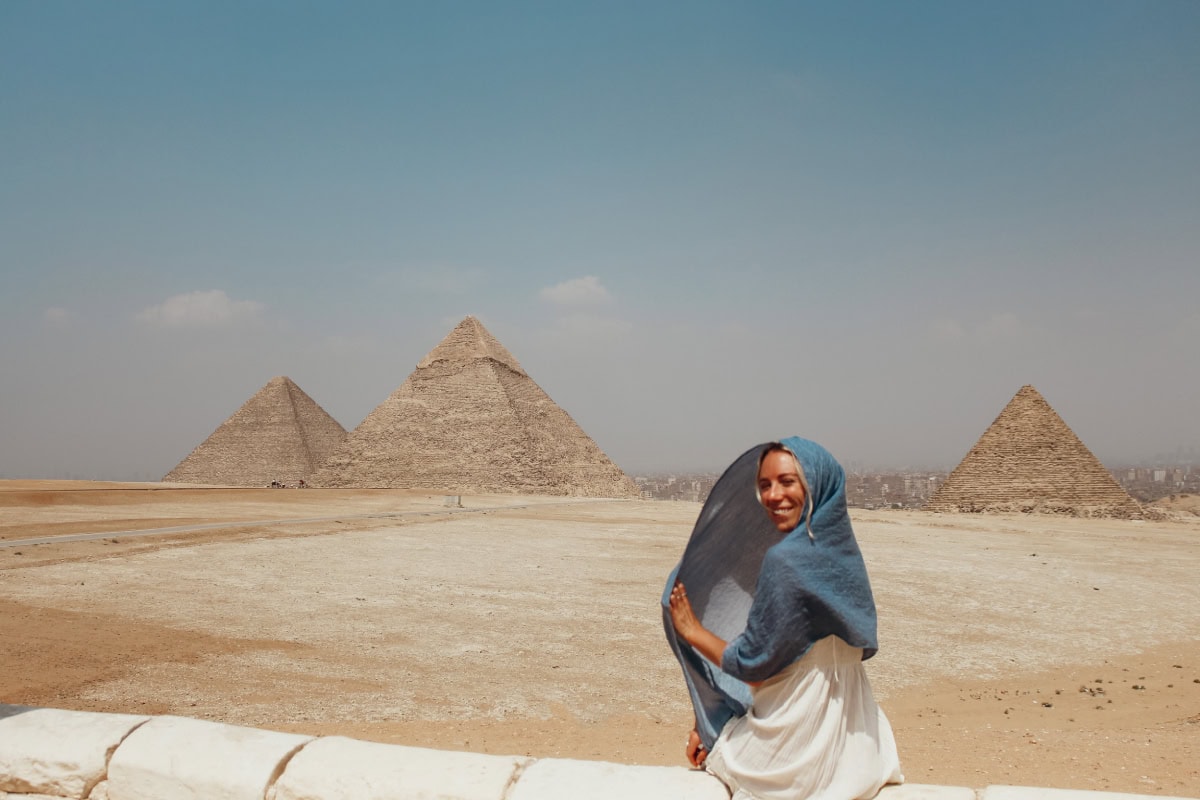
[311,316,639,498]
[925,385,1141,518]
[163,376,347,487]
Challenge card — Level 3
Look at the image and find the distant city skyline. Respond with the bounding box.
[2,2,1198,479]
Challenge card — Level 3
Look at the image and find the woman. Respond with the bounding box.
[663,438,902,800]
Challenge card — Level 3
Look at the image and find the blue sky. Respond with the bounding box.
[2,1,1197,478]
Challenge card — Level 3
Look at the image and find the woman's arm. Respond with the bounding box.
[669,581,761,687]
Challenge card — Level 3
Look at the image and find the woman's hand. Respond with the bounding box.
[685,727,708,768]
[670,581,730,670]
[670,581,762,690]
[668,581,703,643]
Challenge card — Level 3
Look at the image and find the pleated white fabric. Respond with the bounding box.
[704,635,903,800]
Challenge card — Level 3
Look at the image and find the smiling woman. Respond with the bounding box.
[664,438,902,800]
[756,444,813,536]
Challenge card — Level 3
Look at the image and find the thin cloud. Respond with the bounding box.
[552,312,633,341]
[927,313,1022,342]
[135,290,264,328]
[978,312,1022,340]
[384,266,487,294]
[539,276,612,306]
[928,318,966,341]
[313,333,380,358]
[43,307,76,327]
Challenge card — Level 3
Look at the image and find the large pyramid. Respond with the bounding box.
[925,385,1141,517]
[311,316,639,498]
[164,376,347,486]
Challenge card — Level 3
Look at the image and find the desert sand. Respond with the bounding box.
[1,481,1197,795]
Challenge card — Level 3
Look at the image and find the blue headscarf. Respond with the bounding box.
[661,437,879,749]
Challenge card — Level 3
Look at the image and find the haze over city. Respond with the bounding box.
[2,2,1197,479]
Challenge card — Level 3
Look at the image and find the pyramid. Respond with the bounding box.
[164,376,347,486]
[925,385,1141,517]
[310,316,639,498]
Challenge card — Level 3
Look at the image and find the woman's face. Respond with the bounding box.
[758,449,806,532]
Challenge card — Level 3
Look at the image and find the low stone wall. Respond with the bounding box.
[1,704,1192,800]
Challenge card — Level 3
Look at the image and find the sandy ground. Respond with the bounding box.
[1,481,1197,795]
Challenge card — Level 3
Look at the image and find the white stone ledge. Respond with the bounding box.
[268,735,529,800]
[507,757,729,800]
[106,716,312,800]
[3,707,1198,800]
[0,704,148,799]
[983,786,1197,800]
[877,785,977,800]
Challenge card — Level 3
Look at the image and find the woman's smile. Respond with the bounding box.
[758,450,806,532]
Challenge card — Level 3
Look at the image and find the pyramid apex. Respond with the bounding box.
[417,317,525,374]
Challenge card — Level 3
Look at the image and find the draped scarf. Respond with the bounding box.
[661,437,879,749]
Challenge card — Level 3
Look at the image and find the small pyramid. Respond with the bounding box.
[311,316,639,498]
[164,376,347,486]
[925,385,1141,517]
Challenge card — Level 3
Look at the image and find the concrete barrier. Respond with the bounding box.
[2,706,1198,800]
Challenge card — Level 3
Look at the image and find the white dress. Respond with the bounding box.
[704,635,903,800]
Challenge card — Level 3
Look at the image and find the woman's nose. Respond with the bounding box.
[762,483,782,502]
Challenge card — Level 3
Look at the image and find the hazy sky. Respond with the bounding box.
[2,1,1197,479]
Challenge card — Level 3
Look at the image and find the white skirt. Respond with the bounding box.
[704,635,903,800]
